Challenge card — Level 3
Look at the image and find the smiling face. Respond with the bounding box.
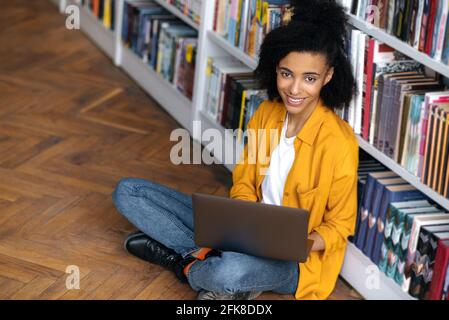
[276,51,334,117]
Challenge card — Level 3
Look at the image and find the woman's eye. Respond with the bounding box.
[305,76,316,82]
[281,71,291,78]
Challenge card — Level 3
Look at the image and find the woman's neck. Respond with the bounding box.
[286,98,320,137]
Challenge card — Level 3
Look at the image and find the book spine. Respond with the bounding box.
[354,33,366,135]
[424,105,438,186]
[427,240,449,299]
[355,174,375,248]
[363,38,375,140]
[438,112,449,193]
[434,2,449,61]
[432,108,444,190]
[412,0,424,49]
[418,0,431,52]
[372,189,424,265]
[425,0,438,55]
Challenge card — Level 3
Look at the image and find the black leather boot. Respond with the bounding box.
[124,231,194,283]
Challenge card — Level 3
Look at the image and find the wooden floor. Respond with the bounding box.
[0,0,362,300]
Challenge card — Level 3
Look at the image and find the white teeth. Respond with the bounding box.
[288,97,305,104]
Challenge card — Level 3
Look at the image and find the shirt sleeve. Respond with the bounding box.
[312,139,359,258]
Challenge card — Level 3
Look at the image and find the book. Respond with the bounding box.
[355,171,398,249]
[370,184,425,265]
[393,208,444,285]
[362,39,395,140]
[354,32,368,135]
[431,105,449,191]
[386,0,396,34]
[403,213,449,292]
[204,57,253,121]
[425,0,438,55]
[174,38,198,100]
[428,239,449,299]
[409,225,449,299]
[383,206,438,279]
[369,60,423,145]
[412,0,425,49]
[399,0,413,42]
[418,0,431,51]
[389,81,443,161]
[440,110,449,196]
[422,102,449,187]
[401,94,423,172]
[375,72,422,151]
[379,200,433,274]
[157,23,197,82]
[432,0,449,61]
[418,92,449,179]
[348,29,361,130]
[362,177,408,256]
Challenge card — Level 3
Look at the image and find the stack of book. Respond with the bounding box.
[353,157,449,299]
[163,0,202,25]
[204,56,267,135]
[213,0,292,57]
[343,28,449,199]
[340,0,449,65]
[418,93,449,198]
[122,0,198,100]
[79,0,116,30]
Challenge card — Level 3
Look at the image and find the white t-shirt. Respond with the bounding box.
[261,114,296,206]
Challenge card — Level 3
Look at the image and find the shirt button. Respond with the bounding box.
[284,192,289,196]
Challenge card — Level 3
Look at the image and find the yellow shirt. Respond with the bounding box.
[230,98,359,300]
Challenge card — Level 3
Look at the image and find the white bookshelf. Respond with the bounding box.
[51,0,449,300]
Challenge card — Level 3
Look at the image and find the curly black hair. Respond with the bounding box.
[254,0,356,110]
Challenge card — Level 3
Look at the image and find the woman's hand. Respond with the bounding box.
[308,231,325,252]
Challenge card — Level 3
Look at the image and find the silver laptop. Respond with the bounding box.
[192,193,313,262]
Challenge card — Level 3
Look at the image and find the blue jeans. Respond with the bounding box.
[112,177,299,295]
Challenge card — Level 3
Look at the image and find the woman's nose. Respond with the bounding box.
[288,79,302,96]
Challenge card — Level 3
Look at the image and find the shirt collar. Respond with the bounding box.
[274,98,329,146]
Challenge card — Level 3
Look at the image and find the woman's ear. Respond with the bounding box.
[324,66,334,86]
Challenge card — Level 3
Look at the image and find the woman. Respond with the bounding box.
[112,0,359,300]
